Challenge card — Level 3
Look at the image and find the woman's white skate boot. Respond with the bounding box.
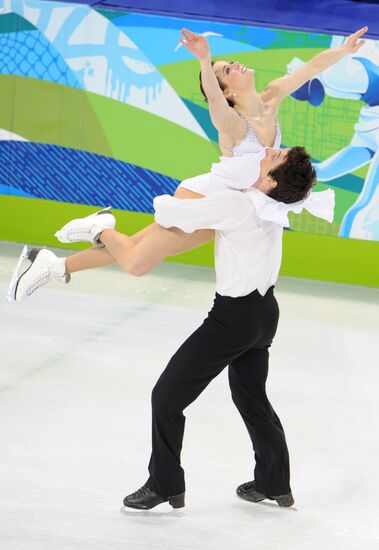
[55,207,115,247]
[7,247,70,303]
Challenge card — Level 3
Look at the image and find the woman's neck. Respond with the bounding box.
[235,91,266,117]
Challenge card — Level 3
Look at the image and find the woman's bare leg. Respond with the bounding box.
[99,224,214,276]
[65,188,212,275]
[66,223,159,273]
[65,246,116,272]
[66,224,214,275]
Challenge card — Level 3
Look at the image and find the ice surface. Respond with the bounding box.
[0,241,378,550]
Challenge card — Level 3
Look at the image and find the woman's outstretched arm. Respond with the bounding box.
[262,26,367,106]
[179,28,235,133]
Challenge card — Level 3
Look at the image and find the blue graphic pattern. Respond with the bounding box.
[1,1,166,106]
[0,141,179,212]
[0,30,81,87]
[111,12,329,66]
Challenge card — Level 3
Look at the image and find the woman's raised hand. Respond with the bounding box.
[179,28,210,60]
[343,26,368,54]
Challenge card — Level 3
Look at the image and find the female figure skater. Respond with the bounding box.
[177,26,367,163]
[8,25,366,296]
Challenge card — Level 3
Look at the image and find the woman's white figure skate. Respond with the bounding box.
[7,247,70,303]
[54,207,116,246]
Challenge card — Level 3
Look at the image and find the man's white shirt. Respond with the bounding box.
[154,152,334,298]
[155,183,283,298]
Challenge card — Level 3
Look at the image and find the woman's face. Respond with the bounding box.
[212,60,255,94]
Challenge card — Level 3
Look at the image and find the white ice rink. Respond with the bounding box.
[0,241,378,550]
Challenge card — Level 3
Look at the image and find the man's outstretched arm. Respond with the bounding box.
[154,190,253,233]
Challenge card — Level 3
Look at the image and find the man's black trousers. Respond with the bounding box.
[147,287,291,498]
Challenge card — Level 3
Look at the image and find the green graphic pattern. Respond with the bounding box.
[1,7,378,286]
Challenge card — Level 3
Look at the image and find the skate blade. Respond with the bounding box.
[6,245,28,303]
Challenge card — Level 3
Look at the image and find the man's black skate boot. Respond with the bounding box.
[236,480,294,507]
[122,484,185,510]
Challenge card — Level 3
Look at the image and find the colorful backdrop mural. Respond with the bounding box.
[0,0,378,245]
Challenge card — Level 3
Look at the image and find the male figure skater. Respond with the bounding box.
[119,148,334,510]
[8,147,334,510]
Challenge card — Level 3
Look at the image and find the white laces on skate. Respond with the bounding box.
[25,268,69,296]
[65,226,96,242]
[26,269,52,296]
[55,208,114,246]
[64,230,104,248]
[8,247,69,302]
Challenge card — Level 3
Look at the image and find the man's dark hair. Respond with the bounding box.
[199,61,236,108]
[268,146,317,204]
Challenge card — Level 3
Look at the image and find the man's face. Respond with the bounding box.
[260,148,289,176]
[250,148,290,195]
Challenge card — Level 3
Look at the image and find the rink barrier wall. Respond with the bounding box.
[1,196,378,288]
[70,0,379,39]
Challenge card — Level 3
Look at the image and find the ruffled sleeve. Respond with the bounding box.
[245,188,335,227]
[210,151,264,190]
[154,190,253,233]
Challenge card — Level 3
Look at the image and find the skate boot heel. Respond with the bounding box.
[28,248,42,262]
[168,493,185,509]
[236,480,294,507]
[98,206,112,215]
[273,493,295,507]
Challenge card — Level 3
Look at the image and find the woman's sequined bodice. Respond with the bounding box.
[222,107,282,157]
